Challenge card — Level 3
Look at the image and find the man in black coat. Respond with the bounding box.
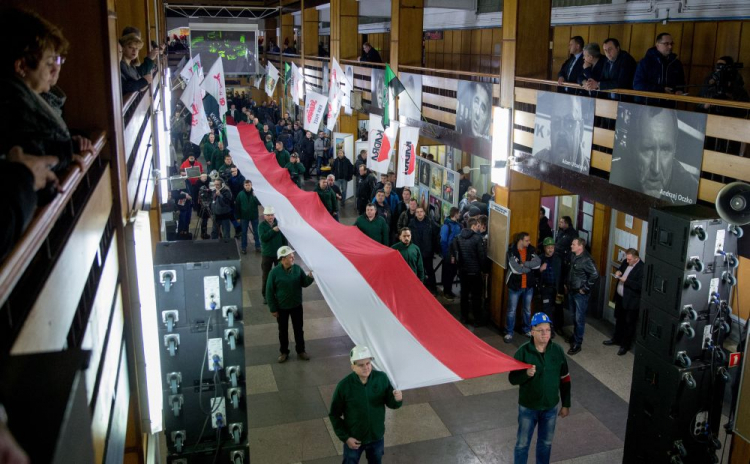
[584,38,637,101]
[408,206,440,293]
[355,164,376,215]
[633,32,686,107]
[450,217,487,325]
[557,36,585,94]
[605,248,644,355]
[359,42,382,63]
[555,216,578,273]
[299,131,316,180]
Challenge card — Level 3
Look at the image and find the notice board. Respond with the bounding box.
[488,201,510,268]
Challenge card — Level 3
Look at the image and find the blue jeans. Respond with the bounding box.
[335,179,348,202]
[569,291,589,346]
[178,204,192,233]
[212,218,231,239]
[514,405,558,464]
[342,438,384,464]
[507,287,534,335]
[241,218,260,250]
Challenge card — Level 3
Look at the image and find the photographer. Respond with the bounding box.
[195,173,212,239]
[698,56,749,117]
[172,170,193,237]
[211,178,233,239]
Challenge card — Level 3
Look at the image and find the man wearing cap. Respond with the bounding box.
[329,346,403,463]
[285,153,306,188]
[266,246,314,363]
[539,237,564,334]
[509,312,571,464]
[259,206,287,304]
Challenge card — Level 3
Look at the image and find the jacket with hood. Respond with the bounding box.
[450,228,485,275]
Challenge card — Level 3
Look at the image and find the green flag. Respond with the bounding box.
[284,63,291,92]
[383,64,405,128]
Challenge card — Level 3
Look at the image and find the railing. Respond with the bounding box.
[0,132,107,308]
[399,65,499,82]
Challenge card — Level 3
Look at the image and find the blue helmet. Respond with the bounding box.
[531,312,552,327]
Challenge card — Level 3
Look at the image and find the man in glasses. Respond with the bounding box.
[533,95,588,173]
[634,32,686,107]
[509,312,571,464]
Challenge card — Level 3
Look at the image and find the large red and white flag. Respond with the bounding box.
[304,91,328,133]
[397,125,420,188]
[226,124,528,389]
[367,114,396,174]
[200,57,227,116]
[179,74,211,145]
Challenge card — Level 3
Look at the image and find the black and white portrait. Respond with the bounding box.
[399,72,422,125]
[371,68,385,109]
[532,91,594,174]
[610,104,706,205]
[456,81,492,140]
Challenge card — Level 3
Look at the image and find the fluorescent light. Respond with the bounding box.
[491,106,510,187]
[133,211,164,434]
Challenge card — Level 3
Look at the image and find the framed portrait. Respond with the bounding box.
[370,68,385,109]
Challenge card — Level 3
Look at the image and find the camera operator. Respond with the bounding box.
[195,173,212,239]
[172,170,192,237]
[698,56,749,117]
[211,178,233,240]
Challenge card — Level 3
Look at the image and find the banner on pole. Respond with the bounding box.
[304,91,328,133]
[397,125,420,188]
[367,114,394,174]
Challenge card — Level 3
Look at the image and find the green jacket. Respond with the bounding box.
[265,140,274,152]
[275,149,291,168]
[355,215,389,246]
[234,189,261,220]
[285,162,306,187]
[255,122,264,133]
[217,162,234,177]
[329,370,402,445]
[202,140,217,165]
[391,242,424,281]
[212,148,230,172]
[260,130,275,144]
[258,219,287,257]
[315,184,339,214]
[266,263,314,312]
[509,341,571,411]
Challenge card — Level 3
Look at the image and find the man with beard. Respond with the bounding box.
[534,96,588,172]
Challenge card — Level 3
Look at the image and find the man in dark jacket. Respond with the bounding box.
[300,131,316,179]
[332,149,354,205]
[555,216,578,280]
[285,153,306,188]
[355,204,389,246]
[210,178,233,239]
[354,149,368,175]
[557,36,585,94]
[538,238,564,335]
[440,207,462,300]
[633,32,686,107]
[372,190,393,228]
[584,38,637,101]
[578,43,606,98]
[329,346,402,462]
[356,165,376,215]
[605,248,644,355]
[392,227,424,281]
[566,238,599,355]
[259,206,287,304]
[274,140,291,168]
[450,217,486,325]
[409,207,439,292]
[359,42,382,63]
[504,232,542,342]
[235,179,261,253]
[315,177,339,218]
[538,208,553,246]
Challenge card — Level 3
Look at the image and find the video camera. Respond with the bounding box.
[711,61,744,98]
[198,185,214,205]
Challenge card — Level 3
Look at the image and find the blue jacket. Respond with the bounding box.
[633,47,685,104]
[372,192,399,213]
[440,219,461,258]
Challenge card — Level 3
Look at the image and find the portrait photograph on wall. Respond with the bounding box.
[443,170,456,203]
[531,91,595,174]
[419,185,430,211]
[456,80,492,140]
[430,165,444,197]
[399,72,423,125]
[429,195,443,224]
[371,68,385,109]
[419,158,431,187]
[609,104,706,205]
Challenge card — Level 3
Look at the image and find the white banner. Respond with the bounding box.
[179,74,211,145]
[367,114,394,174]
[304,91,328,133]
[343,64,354,115]
[200,57,227,117]
[291,62,300,103]
[253,66,265,89]
[265,61,279,97]
[179,56,195,82]
[397,126,420,188]
[296,64,305,104]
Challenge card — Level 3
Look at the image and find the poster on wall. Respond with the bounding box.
[442,202,453,222]
[609,104,705,205]
[418,185,430,211]
[371,68,385,109]
[456,81,492,140]
[443,170,456,203]
[418,158,431,187]
[399,73,422,125]
[430,165,444,197]
[344,65,355,115]
[429,195,443,224]
[531,91,595,174]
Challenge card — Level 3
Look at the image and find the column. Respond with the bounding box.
[389,0,424,71]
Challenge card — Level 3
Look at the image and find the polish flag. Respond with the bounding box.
[227,124,528,390]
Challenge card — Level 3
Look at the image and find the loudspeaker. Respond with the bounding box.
[716,181,750,226]
[624,348,726,463]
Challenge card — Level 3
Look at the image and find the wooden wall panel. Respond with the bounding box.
[553,26,572,76]
[716,21,742,62]
[693,22,719,66]
[607,24,631,51]
[629,23,657,59]
[588,24,610,47]
[570,25,590,44]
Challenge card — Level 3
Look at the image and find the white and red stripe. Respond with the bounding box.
[228,124,528,390]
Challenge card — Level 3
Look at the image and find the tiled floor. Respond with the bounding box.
[218,177,631,464]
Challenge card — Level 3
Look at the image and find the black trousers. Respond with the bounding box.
[540,286,564,330]
[613,299,639,348]
[423,254,437,291]
[261,256,278,297]
[356,198,368,215]
[460,272,484,323]
[441,259,458,296]
[277,305,305,354]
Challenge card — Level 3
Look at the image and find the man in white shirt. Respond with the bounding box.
[604,248,644,355]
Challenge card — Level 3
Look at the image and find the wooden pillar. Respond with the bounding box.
[303,7,319,57]
[390,0,423,71]
[281,13,295,52]
[114,0,150,62]
[330,0,358,61]
[490,172,542,327]
[264,16,278,58]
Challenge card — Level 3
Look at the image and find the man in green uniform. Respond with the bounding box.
[509,312,571,464]
[315,177,339,217]
[329,346,403,464]
[354,204,389,245]
[266,246,314,363]
[285,153,306,188]
[391,227,424,281]
[274,140,291,168]
[259,206,287,304]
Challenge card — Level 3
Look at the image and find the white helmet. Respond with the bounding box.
[277,246,295,260]
[350,346,373,364]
